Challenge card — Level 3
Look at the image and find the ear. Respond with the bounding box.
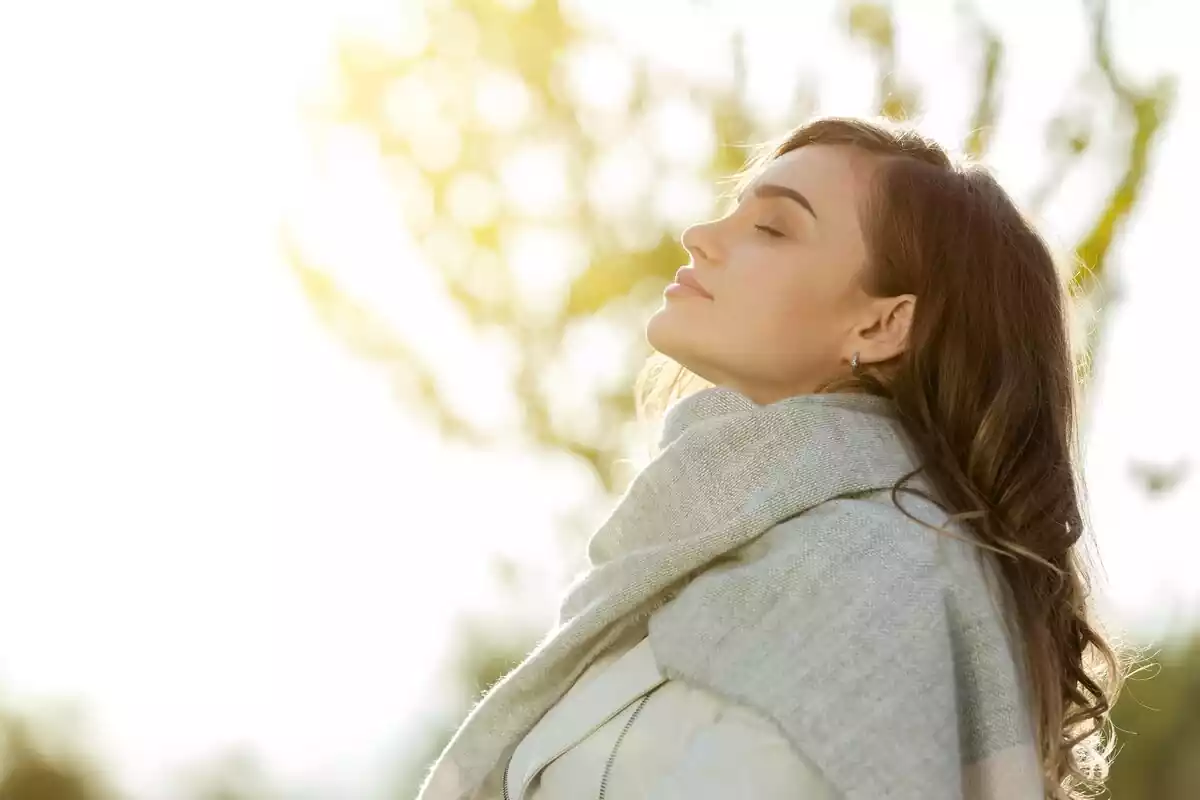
[848,294,916,367]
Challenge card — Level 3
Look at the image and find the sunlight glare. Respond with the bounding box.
[446,171,501,228]
[493,0,536,12]
[384,73,445,138]
[411,119,463,172]
[337,0,430,59]
[654,171,716,229]
[562,42,636,114]
[474,68,534,131]
[647,97,717,167]
[504,225,588,321]
[423,220,477,275]
[384,155,437,232]
[435,9,483,63]
[499,142,573,216]
[586,138,654,217]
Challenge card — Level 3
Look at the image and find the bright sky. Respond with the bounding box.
[0,0,1196,796]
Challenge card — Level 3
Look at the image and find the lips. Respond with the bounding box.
[672,267,713,299]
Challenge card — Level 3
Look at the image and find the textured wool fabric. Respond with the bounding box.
[418,387,1045,800]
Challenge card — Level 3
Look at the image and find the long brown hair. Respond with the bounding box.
[642,117,1122,798]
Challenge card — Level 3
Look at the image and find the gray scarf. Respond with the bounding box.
[419,388,1044,799]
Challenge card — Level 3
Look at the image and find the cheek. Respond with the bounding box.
[716,268,848,371]
[728,269,829,340]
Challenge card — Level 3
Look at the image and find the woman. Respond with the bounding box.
[417,117,1120,800]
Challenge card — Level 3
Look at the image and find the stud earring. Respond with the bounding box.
[850,352,860,374]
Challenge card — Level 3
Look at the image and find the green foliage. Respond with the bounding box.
[1107,635,1200,798]
[1066,0,1177,391]
[846,1,920,120]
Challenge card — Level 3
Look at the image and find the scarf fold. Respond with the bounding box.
[419,387,1042,800]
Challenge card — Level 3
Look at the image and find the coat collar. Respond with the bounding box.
[504,638,665,800]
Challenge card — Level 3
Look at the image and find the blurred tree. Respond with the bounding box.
[175,750,279,800]
[0,708,111,800]
[0,704,293,800]
[288,0,1180,796]
[0,759,97,800]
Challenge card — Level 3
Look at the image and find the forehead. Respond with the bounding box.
[751,144,877,220]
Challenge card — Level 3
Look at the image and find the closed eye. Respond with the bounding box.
[755,224,785,238]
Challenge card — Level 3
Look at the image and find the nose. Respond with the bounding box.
[681,219,722,266]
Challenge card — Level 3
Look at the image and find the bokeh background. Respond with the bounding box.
[2,0,1198,797]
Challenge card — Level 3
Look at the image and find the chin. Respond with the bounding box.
[645,304,708,374]
[645,303,685,357]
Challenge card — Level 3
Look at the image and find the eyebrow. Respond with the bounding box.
[742,183,818,220]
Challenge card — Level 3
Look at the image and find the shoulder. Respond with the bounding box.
[642,491,1020,799]
[647,488,973,702]
[781,487,952,550]
[702,488,960,602]
[649,486,962,681]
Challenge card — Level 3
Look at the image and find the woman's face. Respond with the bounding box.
[645,143,913,404]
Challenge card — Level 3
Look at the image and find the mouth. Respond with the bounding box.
[667,267,713,300]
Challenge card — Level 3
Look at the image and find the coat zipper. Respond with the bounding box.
[502,691,655,800]
[597,693,652,800]
[502,605,676,800]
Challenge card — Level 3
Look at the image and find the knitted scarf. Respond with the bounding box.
[419,388,1044,799]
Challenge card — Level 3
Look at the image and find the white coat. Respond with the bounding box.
[504,627,840,800]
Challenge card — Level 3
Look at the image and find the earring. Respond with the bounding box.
[850,352,860,374]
